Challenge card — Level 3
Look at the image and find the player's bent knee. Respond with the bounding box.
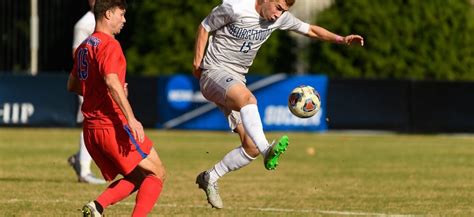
[153,163,166,181]
[248,95,257,105]
[240,93,256,105]
[125,167,146,187]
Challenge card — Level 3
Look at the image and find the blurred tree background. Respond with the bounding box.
[122,0,296,76]
[308,0,474,80]
[2,0,472,80]
[122,0,473,80]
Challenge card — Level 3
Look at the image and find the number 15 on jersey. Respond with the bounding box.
[240,41,253,53]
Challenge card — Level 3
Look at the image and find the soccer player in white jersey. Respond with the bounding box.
[67,0,106,185]
[193,0,364,209]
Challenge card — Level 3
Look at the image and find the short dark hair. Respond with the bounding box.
[270,0,295,7]
[93,0,127,19]
[285,0,295,7]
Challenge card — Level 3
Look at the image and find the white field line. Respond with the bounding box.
[2,198,420,216]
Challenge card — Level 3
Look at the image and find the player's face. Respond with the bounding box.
[261,0,289,22]
[109,8,126,35]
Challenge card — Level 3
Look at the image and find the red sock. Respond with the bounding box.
[96,178,136,208]
[132,176,163,217]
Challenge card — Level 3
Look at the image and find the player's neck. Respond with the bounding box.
[95,23,115,38]
[95,26,115,38]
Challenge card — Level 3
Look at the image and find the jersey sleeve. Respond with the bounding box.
[96,41,124,77]
[277,12,310,34]
[201,3,235,32]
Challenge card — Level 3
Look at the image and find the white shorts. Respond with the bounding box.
[199,69,245,130]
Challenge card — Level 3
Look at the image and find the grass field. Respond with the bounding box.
[0,128,473,216]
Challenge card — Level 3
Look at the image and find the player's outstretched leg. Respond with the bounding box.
[195,171,223,209]
[67,152,106,184]
[81,201,102,217]
[264,135,289,170]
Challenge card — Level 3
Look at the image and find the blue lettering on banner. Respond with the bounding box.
[0,74,77,127]
[264,105,322,126]
[255,75,328,131]
[0,102,35,124]
[166,75,194,110]
[159,75,328,132]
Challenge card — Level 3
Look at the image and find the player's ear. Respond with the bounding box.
[105,9,112,20]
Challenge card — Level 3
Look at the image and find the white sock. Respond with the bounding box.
[208,146,256,184]
[78,131,92,177]
[240,104,270,155]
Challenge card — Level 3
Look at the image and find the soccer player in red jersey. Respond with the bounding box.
[67,0,165,216]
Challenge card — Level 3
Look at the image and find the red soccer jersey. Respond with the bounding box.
[70,31,127,128]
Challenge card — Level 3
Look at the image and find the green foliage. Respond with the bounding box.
[123,0,296,76]
[308,0,474,80]
[124,0,219,76]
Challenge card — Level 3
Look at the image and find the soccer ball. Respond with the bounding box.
[288,85,321,118]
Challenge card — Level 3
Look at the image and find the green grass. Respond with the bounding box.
[0,128,474,216]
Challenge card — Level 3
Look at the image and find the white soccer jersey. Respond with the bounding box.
[201,0,310,75]
[72,11,95,49]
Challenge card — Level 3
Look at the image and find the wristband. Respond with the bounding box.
[335,36,344,44]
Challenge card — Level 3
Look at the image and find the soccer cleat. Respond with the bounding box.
[195,171,223,209]
[81,201,102,217]
[67,154,81,177]
[68,154,106,184]
[79,174,106,184]
[264,135,290,170]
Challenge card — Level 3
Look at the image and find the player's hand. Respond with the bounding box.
[128,118,144,143]
[192,67,202,79]
[344,35,364,46]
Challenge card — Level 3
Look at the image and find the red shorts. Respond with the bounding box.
[83,124,153,181]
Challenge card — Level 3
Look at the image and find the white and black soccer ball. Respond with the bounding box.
[288,85,321,118]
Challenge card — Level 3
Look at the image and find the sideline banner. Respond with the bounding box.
[159,74,328,132]
[0,75,77,127]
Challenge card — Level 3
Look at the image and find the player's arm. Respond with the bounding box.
[192,24,209,79]
[192,3,233,79]
[306,25,364,46]
[67,72,82,95]
[105,73,144,143]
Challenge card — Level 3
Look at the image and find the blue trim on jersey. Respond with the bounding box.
[123,125,147,159]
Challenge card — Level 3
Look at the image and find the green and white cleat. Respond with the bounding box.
[81,201,102,217]
[264,135,289,170]
[195,171,223,209]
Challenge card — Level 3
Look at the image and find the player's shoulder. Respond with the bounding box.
[96,33,122,51]
[83,32,114,49]
[275,11,299,24]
